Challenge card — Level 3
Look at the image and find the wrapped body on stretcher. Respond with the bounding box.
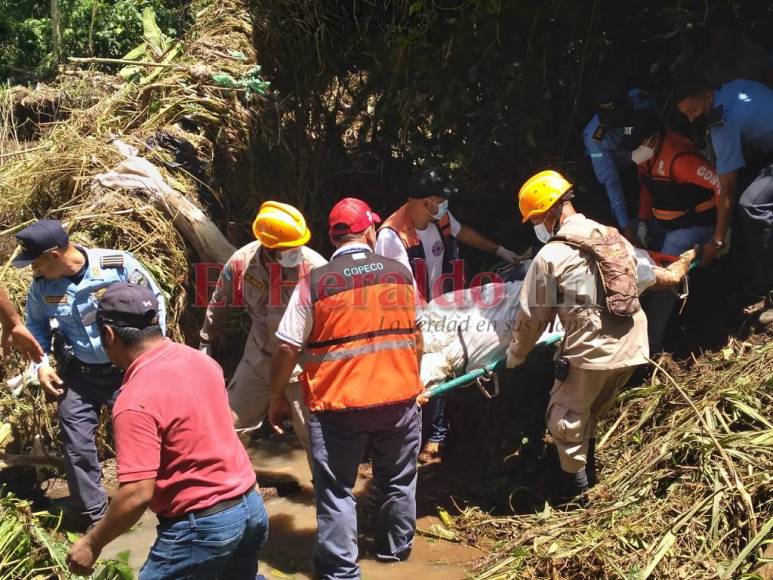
[418,247,695,388]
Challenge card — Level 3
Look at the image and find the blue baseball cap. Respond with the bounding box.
[12,220,70,268]
[96,282,159,329]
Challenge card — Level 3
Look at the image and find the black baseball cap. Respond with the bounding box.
[407,170,458,200]
[12,220,69,267]
[594,76,631,127]
[96,282,159,329]
[618,109,665,150]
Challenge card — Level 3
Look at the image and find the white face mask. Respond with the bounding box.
[632,144,655,165]
[533,208,559,244]
[276,248,302,268]
[430,199,449,220]
[533,222,553,244]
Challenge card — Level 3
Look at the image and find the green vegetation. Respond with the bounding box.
[0,0,187,81]
[0,492,131,579]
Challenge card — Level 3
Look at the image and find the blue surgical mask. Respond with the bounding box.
[431,199,449,220]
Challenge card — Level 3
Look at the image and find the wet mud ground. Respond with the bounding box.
[99,437,482,578]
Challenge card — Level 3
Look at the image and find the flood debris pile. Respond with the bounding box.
[0,0,266,575]
[0,72,122,143]
[453,338,773,579]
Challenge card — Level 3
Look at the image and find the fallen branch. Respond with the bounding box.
[68,56,184,69]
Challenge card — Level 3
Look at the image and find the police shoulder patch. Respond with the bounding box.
[592,125,606,143]
[100,254,125,269]
[128,269,148,287]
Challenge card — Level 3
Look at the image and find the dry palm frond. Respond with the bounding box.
[453,339,773,579]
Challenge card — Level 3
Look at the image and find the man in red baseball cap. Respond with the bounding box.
[326,196,382,237]
[269,197,424,578]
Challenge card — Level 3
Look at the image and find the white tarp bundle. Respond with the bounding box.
[418,248,658,387]
[418,281,563,387]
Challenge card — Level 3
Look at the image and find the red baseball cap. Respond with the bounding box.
[328,197,381,236]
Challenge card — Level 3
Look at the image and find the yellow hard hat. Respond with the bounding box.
[517,170,573,223]
[252,201,311,249]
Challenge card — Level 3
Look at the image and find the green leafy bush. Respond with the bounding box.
[0,0,187,81]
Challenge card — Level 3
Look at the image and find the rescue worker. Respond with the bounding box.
[0,286,44,361]
[68,283,266,579]
[268,198,423,579]
[15,220,166,529]
[620,109,727,350]
[675,74,773,325]
[583,76,658,238]
[376,169,520,464]
[506,171,649,502]
[200,201,326,456]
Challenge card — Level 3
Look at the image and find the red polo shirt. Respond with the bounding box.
[112,339,255,518]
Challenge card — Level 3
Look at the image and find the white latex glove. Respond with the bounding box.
[505,348,523,369]
[637,220,649,247]
[199,341,212,357]
[495,246,519,264]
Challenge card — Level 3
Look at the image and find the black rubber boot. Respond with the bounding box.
[586,438,597,488]
[551,468,589,507]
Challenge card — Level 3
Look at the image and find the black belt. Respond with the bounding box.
[69,359,122,376]
[158,490,250,525]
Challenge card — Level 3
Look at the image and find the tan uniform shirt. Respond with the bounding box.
[509,214,649,370]
[200,241,327,361]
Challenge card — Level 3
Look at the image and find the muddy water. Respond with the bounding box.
[102,438,481,578]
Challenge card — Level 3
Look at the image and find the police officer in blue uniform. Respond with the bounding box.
[675,75,773,325]
[13,220,166,527]
[583,76,658,239]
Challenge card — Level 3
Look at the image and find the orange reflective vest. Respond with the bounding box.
[638,131,719,230]
[380,203,461,301]
[300,247,422,412]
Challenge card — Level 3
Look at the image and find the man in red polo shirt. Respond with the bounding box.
[67,283,266,580]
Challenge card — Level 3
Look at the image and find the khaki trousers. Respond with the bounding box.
[546,365,634,473]
[228,350,311,461]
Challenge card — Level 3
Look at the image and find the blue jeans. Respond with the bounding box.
[309,402,421,579]
[421,395,448,444]
[644,222,714,351]
[139,489,268,580]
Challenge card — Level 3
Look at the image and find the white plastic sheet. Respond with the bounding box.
[419,251,657,387]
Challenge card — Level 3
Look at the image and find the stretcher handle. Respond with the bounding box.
[646,249,700,271]
[424,333,562,399]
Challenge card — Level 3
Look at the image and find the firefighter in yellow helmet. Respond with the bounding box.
[507,170,649,502]
[200,201,327,465]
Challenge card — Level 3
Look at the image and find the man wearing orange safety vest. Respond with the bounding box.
[268,198,424,579]
[376,169,520,464]
[200,202,326,459]
[620,109,727,350]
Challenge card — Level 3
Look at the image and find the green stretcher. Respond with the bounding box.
[424,333,563,400]
[424,248,699,400]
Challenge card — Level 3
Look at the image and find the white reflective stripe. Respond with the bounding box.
[304,339,416,364]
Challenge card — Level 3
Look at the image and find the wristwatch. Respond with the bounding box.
[710,238,725,249]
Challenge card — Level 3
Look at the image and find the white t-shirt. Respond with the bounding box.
[375,211,461,299]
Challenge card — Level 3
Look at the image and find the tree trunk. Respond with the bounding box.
[88,0,98,57]
[50,0,61,64]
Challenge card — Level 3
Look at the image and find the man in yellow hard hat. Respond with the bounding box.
[506,170,649,502]
[200,201,327,461]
